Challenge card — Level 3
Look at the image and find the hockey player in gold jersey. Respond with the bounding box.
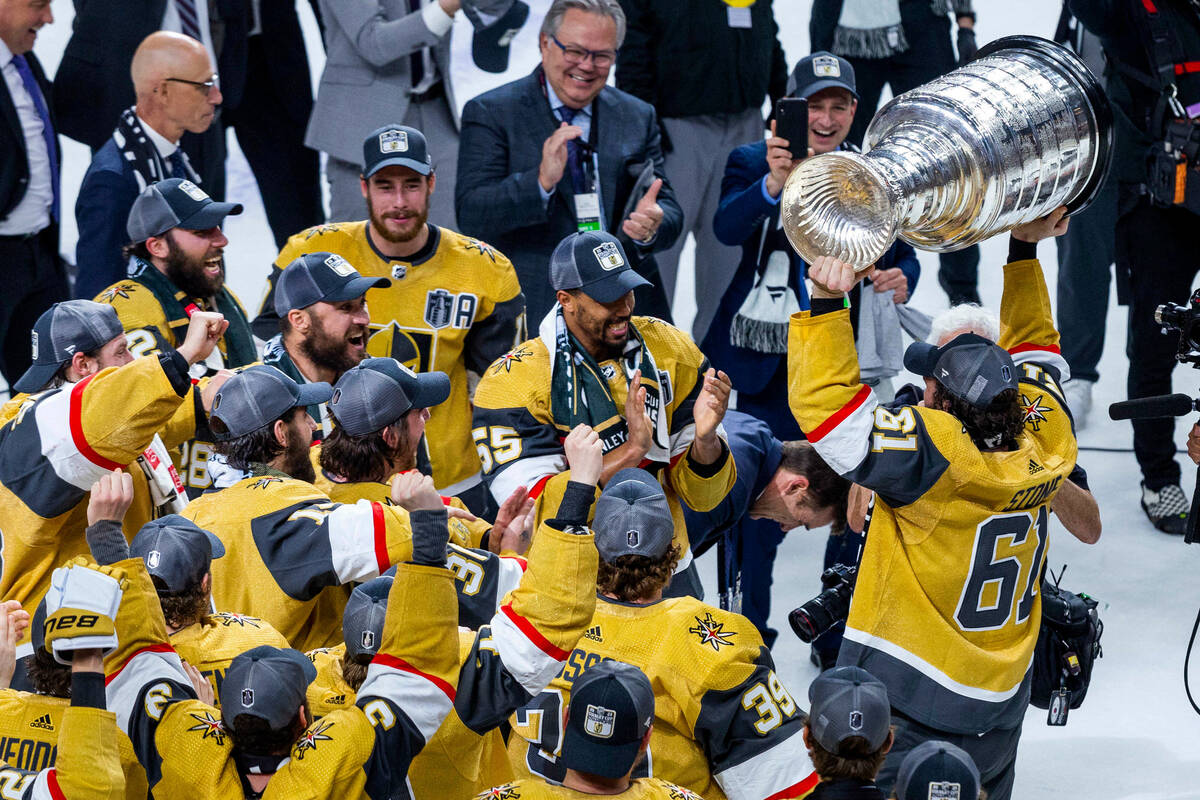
[508,469,816,800]
[256,125,526,512]
[127,514,289,707]
[473,231,736,599]
[93,179,257,495]
[788,210,1077,800]
[480,660,709,800]
[0,307,227,663]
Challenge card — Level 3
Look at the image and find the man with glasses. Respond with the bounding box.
[457,0,683,322]
[74,31,222,300]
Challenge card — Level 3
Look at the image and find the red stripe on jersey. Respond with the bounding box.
[1176,61,1200,74]
[528,474,553,499]
[440,495,452,505]
[105,643,178,686]
[504,556,529,572]
[1009,342,1061,356]
[371,502,390,573]
[371,653,456,702]
[46,769,64,800]
[764,770,820,800]
[69,376,125,471]
[808,384,872,443]
[501,602,571,661]
[1142,0,1158,12]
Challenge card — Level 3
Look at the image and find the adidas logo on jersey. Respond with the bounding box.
[583,625,603,643]
[326,694,346,705]
[29,714,54,731]
[1028,459,1044,474]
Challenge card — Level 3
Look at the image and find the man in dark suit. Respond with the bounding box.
[456,0,682,323]
[53,0,322,250]
[0,0,67,391]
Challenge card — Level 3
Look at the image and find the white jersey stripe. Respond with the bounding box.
[328,500,389,583]
[490,454,566,503]
[358,663,455,742]
[712,728,816,800]
[34,386,117,490]
[489,607,569,696]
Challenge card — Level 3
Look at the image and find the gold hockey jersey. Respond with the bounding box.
[472,316,736,582]
[0,689,147,800]
[474,778,707,799]
[169,612,291,707]
[0,354,189,649]
[0,704,126,800]
[508,596,816,800]
[787,257,1077,734]
[262,222,526,495]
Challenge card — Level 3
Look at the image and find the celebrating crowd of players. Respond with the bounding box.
[0,6,1101,800]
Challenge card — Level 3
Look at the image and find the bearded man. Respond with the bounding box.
[254,124,525,514]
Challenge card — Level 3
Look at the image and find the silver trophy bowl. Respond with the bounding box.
[781,35,1112,270]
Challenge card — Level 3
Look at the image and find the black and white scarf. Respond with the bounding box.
[834,0,973,59]
[112,106,199,192]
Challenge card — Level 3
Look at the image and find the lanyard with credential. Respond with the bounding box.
[539,70,605,232]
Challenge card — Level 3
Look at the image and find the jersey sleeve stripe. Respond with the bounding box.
[807,384,872,443]
[491,454,565,501]
[500,602,571,661]
[526,473,554,500]
[104,643,178,687]
[490,605,572,695]
[713,730,817,800]
[44,769,63,800]
[69,376,125,471]
[371,502,390,574]
[104,644,188,733]
[764,772,820,800]
[1008,342,1061,355]
[370,653,456,703]
[357,667,455,742]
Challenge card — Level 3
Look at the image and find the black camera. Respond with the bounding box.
[788,564,857,644]
[1156,288,1200,365]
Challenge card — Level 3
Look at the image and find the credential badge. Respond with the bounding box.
[593,242,624,271]
[379,130,409,153]
[584,704,616,738]
[812,54,841,78]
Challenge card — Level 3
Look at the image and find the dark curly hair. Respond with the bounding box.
[27,648,72,698]
[597,543,681,602]
[319,417,412,483]
[212,406,304,470]
[151,575,211,629]
[806,729,892,782]
[230,706,309,756]
[932,384,1025,451]
[340,656,369,692]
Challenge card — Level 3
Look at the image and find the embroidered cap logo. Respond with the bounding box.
[849,710,863,731]
[361,630,375,649]
[627,530,640,548]
[147,550,161,569]
[324,254,355,277]
[584,704,616,738]
[177,180,209,202]
[593,242,624,271]
[241,688,254,708]
[813,54,841,78]
[379,130,409,153]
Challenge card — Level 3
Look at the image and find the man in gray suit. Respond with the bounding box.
[308,0,466,226]
[455,0,682,322]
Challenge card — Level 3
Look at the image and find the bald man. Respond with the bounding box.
[73,31,223,300]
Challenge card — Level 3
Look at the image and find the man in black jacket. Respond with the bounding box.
[615,0,786,340]
[0,0,66,392]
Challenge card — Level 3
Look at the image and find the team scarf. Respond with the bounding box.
[112,106,200,192]
[128,256,258,370]
[540,306,671,462]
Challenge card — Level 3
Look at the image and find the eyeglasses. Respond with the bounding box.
[165,74,220,94]
[550,36,617,68]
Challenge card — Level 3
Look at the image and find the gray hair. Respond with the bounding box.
[540,0,627,49]
[928,303,1000,345]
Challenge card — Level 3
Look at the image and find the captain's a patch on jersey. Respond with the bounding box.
[379,130,408,153]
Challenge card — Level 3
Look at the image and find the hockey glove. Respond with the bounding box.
[42,561,127,664]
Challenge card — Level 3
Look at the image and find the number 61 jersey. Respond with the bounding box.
[787,257,1078,735]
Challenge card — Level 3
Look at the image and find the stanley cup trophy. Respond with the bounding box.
[781,35,1113,270]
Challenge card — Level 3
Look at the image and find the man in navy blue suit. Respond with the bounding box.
[455,0,683,323]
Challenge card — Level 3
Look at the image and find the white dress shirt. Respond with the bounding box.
[0,38,53,235]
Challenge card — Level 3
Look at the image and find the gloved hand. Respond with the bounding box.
[957,27,978,65]
[42,561,127,665]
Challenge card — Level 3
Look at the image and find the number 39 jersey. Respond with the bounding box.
[508,596,817,800]
[787,257,1078,734]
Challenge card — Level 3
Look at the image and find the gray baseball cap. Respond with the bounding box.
[807,666,891,755]
[343,575,393,663]
[273,252,390,317]
[130,515,226,594]
[126,177,243,243]
[330,358,450,436]
[209,365,332,441]
[593,468,675,563]
[224,646,317,729]
[904,332,1019,408]
[894,740,981,800]
[363,124,433,178]
[787,52,859,99]
[13,300,125,393]
[550,231,650,304]
[561,660,655,778]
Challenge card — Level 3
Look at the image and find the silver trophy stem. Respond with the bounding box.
[781,35,1112,270]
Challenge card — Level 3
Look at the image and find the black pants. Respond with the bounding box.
[1056,171,1118,383]
[0,227,69,392]
[1117,194,1200,490]
[877,710,1023,800]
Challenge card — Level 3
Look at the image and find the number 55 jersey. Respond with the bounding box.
[787,256,1077,734]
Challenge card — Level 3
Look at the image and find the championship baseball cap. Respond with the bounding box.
[469,0,530,73]
[330,357,451,436]
[807,666,891,755]
[343,575,393,663]
[561,660,655,778]
[130,515,226,594]
[550,231,650,304]
[903,332,1019,408]
[893,740,981,800]
[787,51,858,99]
[224,646,317,729]
[13,300,125,394]
[273,252,390,317]
[363,124,433,179]
[126,177,243,243]
[209,365,333,441]
[592,468,675,563]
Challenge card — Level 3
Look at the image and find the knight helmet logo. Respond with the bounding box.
[241,688,254,708]
[147,550,162,569]
[361,630,375,650]
[627,530,640,548]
